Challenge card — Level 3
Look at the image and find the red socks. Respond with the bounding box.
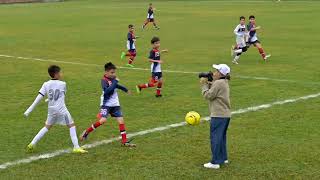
[156,82,162,95]
[138,82,155,89]
[128,58,133,64]
[86,121,102,134]
[119,124,127,144]
[258,48,266,59]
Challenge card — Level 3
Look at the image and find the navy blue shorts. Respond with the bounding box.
[152,72,162,81]
[100,106,123,118]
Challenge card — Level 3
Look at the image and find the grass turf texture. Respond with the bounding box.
[0,0,320,179]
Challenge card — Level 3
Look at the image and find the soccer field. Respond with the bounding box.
[0,0,320,179]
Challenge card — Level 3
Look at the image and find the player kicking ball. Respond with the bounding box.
[231,16,248,64]
[142,3,160,30]
[121,24,139,68]
[80,62,135,147]
[136,37,168,97]
[246,15,271,61]
[24,65,87,153]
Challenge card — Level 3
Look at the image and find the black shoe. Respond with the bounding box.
[122,139,136,147]
[155,94,162,98]
[80,130,89,141]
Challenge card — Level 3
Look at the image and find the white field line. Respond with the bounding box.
[0,54,319,85]
[0,92,320,170]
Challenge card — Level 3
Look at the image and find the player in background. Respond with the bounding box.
[246,15,271,61]
[231,16,248,65]
[24,65,87,153]
[80,62,135,147]
[142,3,160,30]
[121,24,139,68]
[136,37,168,97]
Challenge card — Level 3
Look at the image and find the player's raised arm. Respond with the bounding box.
[24,84,46,117]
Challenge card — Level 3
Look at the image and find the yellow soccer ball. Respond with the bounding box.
[185,111,201,125]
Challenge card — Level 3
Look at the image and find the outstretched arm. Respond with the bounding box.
[117,84,129,93]
[24,93,44,117]
[149,59,162,63]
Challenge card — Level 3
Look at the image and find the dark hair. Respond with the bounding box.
[151,36,160,44]
[249,15,255,19]
[104,62,117,71]
[48,65,61,78]
[128,24,134,28]
[240,16,245,20]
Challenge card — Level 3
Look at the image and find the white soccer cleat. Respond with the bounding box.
[224,160,229,164]
[232,60,239,65]
[203,162,220,169]
[264,54,271,61]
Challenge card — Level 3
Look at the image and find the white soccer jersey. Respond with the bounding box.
[234,24,247,48]
[39,80,68,114]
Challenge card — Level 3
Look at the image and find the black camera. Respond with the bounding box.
[198,71,213,82]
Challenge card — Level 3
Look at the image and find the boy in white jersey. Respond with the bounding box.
[136,37,168,97]
[246,15,271,61]
[231,16,249,64]
[80,62,135,147]
[24,65,87,153]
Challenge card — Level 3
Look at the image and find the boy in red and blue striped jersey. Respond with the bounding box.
[121,24,139,68]
[80,62,135,147]
[136,37,168,97]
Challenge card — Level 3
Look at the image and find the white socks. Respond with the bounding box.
[234,49,243,53]
[30,126,80,149]
[234,55,240,61]
[31,127,49,145]
[69,126,80,149]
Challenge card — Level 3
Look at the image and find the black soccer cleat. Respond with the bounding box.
[155,94,162,98]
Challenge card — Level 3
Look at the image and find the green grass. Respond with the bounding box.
[0,0,320,179]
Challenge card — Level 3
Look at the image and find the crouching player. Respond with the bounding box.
[247,15,271,61]
[80,62,135,147]
[24,65,87,153]
[136,37,168,97]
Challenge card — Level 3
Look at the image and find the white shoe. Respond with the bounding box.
[264,54,271,61]
[232,60,239,64]
[203,162,220,169]
[224,160,229,164]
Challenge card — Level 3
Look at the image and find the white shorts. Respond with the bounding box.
[236,37,246,48]
[46,111,74,125]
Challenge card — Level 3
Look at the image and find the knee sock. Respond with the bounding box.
[119,124,127,144]
[156,82,162,95]
[31,127,49,145]
[69,126,80,149]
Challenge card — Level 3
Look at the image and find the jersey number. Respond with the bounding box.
[48,89,60,101]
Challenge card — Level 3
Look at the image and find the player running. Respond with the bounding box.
[121,24,139,68]
[136,37,168,97]
[142,3,160,30]
[24,65,87,153]
[246,15,271,61]
[231,16,248,64]
[80,62,135,147]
